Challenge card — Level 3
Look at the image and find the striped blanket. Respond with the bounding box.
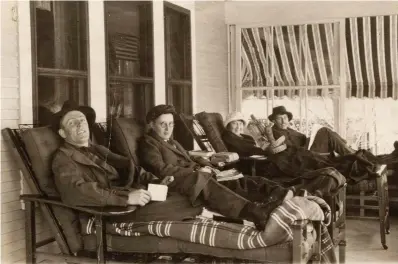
[82,196,336,263]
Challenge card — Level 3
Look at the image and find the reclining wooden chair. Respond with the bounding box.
[106,117,329,263]
[179,112,347,261]
[186,112,391,250]
[2,124,323,264]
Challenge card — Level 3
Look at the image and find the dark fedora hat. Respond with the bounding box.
[51,100,96,132]
[268,106,293,121]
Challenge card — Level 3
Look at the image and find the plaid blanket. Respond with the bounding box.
[82,196,336,263]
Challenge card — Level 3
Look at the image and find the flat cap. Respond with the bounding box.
[146,104,176,124]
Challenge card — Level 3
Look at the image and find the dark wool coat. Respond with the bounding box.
[52,143,202,222]
[138,130,214,205]
[272,126,307,148]
[222,130,265,157]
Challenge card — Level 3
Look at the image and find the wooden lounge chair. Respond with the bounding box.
[2,124,323,264]
[183,111,390,250]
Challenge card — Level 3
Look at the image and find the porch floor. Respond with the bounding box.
[345,217,398,263]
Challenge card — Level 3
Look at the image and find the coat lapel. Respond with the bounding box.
[59,143,115,175]
[149,131,191,160]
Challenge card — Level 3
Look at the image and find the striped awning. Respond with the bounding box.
[241,14,398,99]
[346,15,398,99]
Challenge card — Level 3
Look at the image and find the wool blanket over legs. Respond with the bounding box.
[82,196,337,263]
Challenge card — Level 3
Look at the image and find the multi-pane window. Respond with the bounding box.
[237,22,342,136]
[105,1,154,121]
[32,1,89,125]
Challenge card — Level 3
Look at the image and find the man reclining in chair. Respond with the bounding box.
[138,105,345,226]
[51,102,301,231]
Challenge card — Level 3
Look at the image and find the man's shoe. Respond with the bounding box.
[239,201,282,231]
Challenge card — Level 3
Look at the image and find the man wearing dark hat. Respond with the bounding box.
[51,101,205,223]
[138,104,321,230]
[269,106,354,155]
[51,102,292,230]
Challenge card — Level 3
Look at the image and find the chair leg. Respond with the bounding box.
[95,215,107,264]
[338,239,346,264]
[384,180,391,235]
[376,177,388,250]
[25,201,36,264]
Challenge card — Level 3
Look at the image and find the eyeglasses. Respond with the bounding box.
[158,122,175,129]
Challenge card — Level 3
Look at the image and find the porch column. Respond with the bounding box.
[88,1,107,122]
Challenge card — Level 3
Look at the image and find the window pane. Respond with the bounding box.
[34,1,88,70]
[164,7,191,80]
[242,88,338,136]
[241,88,304,132]
[345,98,398,154]
[108,83,153,122]
[37,76,87,125]
[106,1,153,78]
[304,88,338,136]
[167,85,192,115]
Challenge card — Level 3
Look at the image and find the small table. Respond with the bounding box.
[240,155,268,176]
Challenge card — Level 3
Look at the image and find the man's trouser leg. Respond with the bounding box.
[221,176,289,203]
[310,127,354,155]
[169,172,248,218]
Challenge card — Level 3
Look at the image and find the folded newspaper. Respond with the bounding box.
[216,168,243,182]
[210,152,239,162]
[188,150,215,158]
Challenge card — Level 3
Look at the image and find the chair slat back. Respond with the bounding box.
[1,127,73,255]
[178,113,215,152]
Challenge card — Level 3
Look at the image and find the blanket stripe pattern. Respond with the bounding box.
[83,196,336,263]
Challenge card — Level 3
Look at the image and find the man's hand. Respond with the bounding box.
[199,166,220,175]
[127,189,152,206]
[160,176,174,185]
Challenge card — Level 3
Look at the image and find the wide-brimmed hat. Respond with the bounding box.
[146,104,176,124]
[51,100,96,132]
[268,106,293,121]
[224,112,247,127]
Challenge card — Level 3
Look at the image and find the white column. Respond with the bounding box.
[153,1,166,105]
[190,5,197,114]
[88,1,107,122]
[18,1,33,123]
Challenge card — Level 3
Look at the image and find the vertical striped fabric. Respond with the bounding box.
[241,15,398,99]
[346,15,398,99]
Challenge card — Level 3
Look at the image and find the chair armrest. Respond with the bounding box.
[20,194,137,216]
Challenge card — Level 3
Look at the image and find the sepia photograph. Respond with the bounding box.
[1,0,397,263]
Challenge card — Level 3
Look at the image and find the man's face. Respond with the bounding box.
[273,114,290,130]
[151,113,174,140]
[59,111,90,146]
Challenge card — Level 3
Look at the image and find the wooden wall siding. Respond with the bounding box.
[195,1,229,116]
[1,1,59,262]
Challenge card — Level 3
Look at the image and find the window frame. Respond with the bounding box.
[228,18,346,137]
[29,1,91,124]
[104,1,155,120]
[164,1,193,115]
